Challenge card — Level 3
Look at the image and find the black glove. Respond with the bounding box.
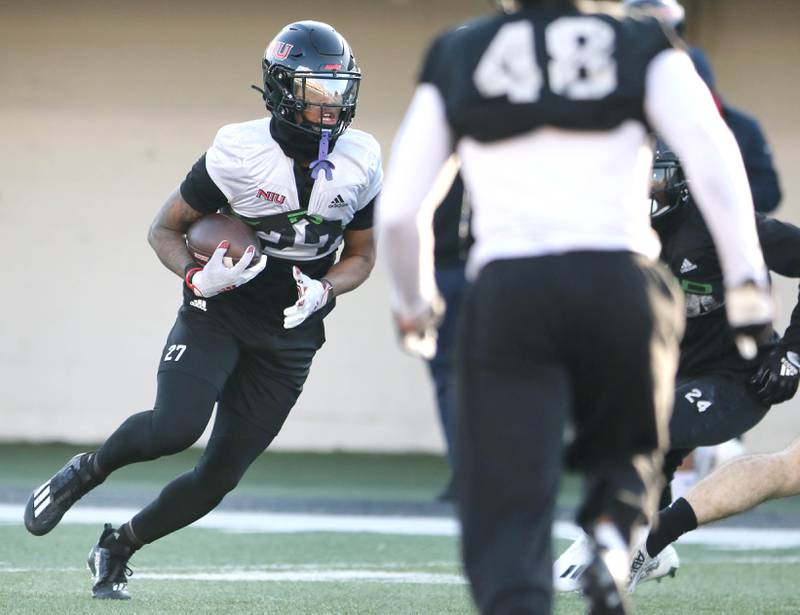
[749,346,800,405]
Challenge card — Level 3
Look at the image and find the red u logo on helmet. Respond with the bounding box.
[272,41,293,61]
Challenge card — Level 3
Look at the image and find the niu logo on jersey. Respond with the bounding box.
[270,41,293,61]
[257,189,286,205]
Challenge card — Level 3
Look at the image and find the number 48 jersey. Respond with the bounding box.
[415,5,682,276]
[421,6,678,142]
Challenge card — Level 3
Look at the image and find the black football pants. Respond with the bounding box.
[454,252,683,615]
[94,304,323,544]
[658,373,769,508]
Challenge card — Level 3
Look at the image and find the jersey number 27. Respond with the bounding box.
[474,17,617,103]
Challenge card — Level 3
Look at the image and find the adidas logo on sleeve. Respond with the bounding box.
[680,258,698,274]
[328,194,347,208]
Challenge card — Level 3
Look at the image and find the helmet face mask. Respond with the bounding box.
[649,150,690,219]
[293,73,359,133]
[261,21,361,140]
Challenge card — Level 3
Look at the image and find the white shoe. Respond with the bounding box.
[626,543,680,593]
[553,533,593,592]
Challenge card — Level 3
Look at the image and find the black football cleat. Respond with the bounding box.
[24,452,105,536]
[87,524,134,600]
[580,550,630,615]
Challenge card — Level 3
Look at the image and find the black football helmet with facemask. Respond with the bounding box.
[255,21,360,167]
[650,143,690,220]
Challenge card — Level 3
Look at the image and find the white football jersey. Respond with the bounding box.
[205,118,382,261]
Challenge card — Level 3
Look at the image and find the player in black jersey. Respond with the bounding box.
[23,21,381,600]
[630,146,800,587]
[378,1,773,614]
[555,145,800,593]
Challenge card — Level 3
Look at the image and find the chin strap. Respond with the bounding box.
[251,84,267,99]
[310,129,336,181]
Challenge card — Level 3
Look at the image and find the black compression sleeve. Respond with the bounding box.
[347,197,375,230]
[180,154,228,214]
[756,214,800,349]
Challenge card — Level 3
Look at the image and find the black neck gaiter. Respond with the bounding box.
[269,117,338,163]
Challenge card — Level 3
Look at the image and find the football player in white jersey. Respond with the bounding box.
[23,20,382,600]
[378,1,773,614]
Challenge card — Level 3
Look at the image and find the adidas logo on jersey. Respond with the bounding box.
[189,299,207,312]
[680,258,698,274]
[328,194,347,208]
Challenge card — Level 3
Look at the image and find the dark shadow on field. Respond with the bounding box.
[1,443,798,528]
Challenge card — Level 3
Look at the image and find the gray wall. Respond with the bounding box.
[1,1,798,453]
[0,0,485,451]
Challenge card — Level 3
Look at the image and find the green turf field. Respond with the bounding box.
[1,444,799,614]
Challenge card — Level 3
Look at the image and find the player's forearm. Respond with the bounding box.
[378,84,452,318]
[380,221,432,318]
[148,189,207,279]
[322,251,374,297]
[147,224,195,279]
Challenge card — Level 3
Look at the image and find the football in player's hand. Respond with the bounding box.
[186,213,260,266]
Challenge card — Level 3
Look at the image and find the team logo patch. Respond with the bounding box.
[257,189,286,204]
[270,41,293,61]
[328,194,347,208]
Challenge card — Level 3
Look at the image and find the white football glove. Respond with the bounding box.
[283,266,332,329]
[725,281,774,359]
[188,240,267,298]
[394,294,446,361]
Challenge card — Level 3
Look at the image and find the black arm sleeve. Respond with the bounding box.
[179,154,228,214]
[757,214,800,349]
[346,197,375,231]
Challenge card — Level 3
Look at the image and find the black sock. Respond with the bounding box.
[100,522,143,554]
[88,452,108,481]
[646,497,698,557]
[119,522,143,551]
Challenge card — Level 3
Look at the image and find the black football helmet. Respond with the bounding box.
[649,143,690,219]
[257,21,360,140]
[624,0,685,32]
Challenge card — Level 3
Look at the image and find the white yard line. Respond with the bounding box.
[137,569,466,584]
[1,503,799,549]
[0,504,459,536]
